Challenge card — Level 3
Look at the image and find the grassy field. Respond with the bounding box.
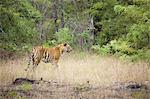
[0,52,149,87]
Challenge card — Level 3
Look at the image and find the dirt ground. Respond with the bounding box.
[0,78,150,99]
[0,52,150,99]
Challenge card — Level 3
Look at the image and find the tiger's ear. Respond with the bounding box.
[64,43,67,46]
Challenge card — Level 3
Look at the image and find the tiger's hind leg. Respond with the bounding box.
[31,60,40,79]
[32,57,41,71]
[25,53,35,78]
[25,52,40,79]
[27,60,39,79]
[25,52,34,71]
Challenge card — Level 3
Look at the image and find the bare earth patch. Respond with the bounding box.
[0,78,150,99]
[0,52,150,98]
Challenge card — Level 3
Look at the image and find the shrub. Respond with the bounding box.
[114,5,126,14]
[91,44,110,55]
[91,39,150,62]
[55,28,73,44]
[76,30,91,49]
[20,83,32,92]
[127,24,150,49]
[43,39,57,47]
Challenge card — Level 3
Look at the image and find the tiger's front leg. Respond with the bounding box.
[51,58,59,68]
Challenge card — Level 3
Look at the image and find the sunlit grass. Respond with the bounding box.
[0,52,149,87]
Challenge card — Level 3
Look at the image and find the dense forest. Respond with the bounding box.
[0,0,150,61]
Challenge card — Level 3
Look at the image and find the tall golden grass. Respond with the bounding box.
[0,52,149,86]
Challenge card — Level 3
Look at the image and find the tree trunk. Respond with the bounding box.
[52,0,58,32]
[89,17,95,48]
[61,0,65,28]
[71,0,78,19]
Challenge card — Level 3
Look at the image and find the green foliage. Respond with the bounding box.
[7,91,17,97]
[135,50,150,61]
[89,0,150,61]
[127,24,150,48]
[0,0,149,61]
[131,90,149,99]
[89,2,104,16]
[0,0,42,51]
[55,28,73,44]
[88,1,107,21]
[92,39,150,61]
[76,30,91,49]
[20,83,32,92]
[109,40,135,54]
[17,0,42,21]
[79,30,90,40]
[7,91,22,99]
[91,44,109,55]
[114,5,125,14]
[92,39,134,55]
[0,43,17,52]
[43,39,57,47]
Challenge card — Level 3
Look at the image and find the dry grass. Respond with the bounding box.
[0,52,150,86]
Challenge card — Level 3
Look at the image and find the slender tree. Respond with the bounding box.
[52,0,58,32]
[61,0,65,28]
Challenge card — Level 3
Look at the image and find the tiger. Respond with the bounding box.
[25,43,72,71]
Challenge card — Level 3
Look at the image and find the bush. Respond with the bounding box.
[114,5,126,14]
[91,44,110,55]
[136,50,150,61]
[76,30,91,49]
[55,28,73,44]
[127,24,150,49]
[0,0,42,52]
[43,39,57,47]
[93,39,136,55]
[91,39,150,62]
[20,83,32,92]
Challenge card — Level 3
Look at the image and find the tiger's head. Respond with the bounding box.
[58,43,72,53]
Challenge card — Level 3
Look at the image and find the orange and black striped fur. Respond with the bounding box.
[25,43,72,71]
